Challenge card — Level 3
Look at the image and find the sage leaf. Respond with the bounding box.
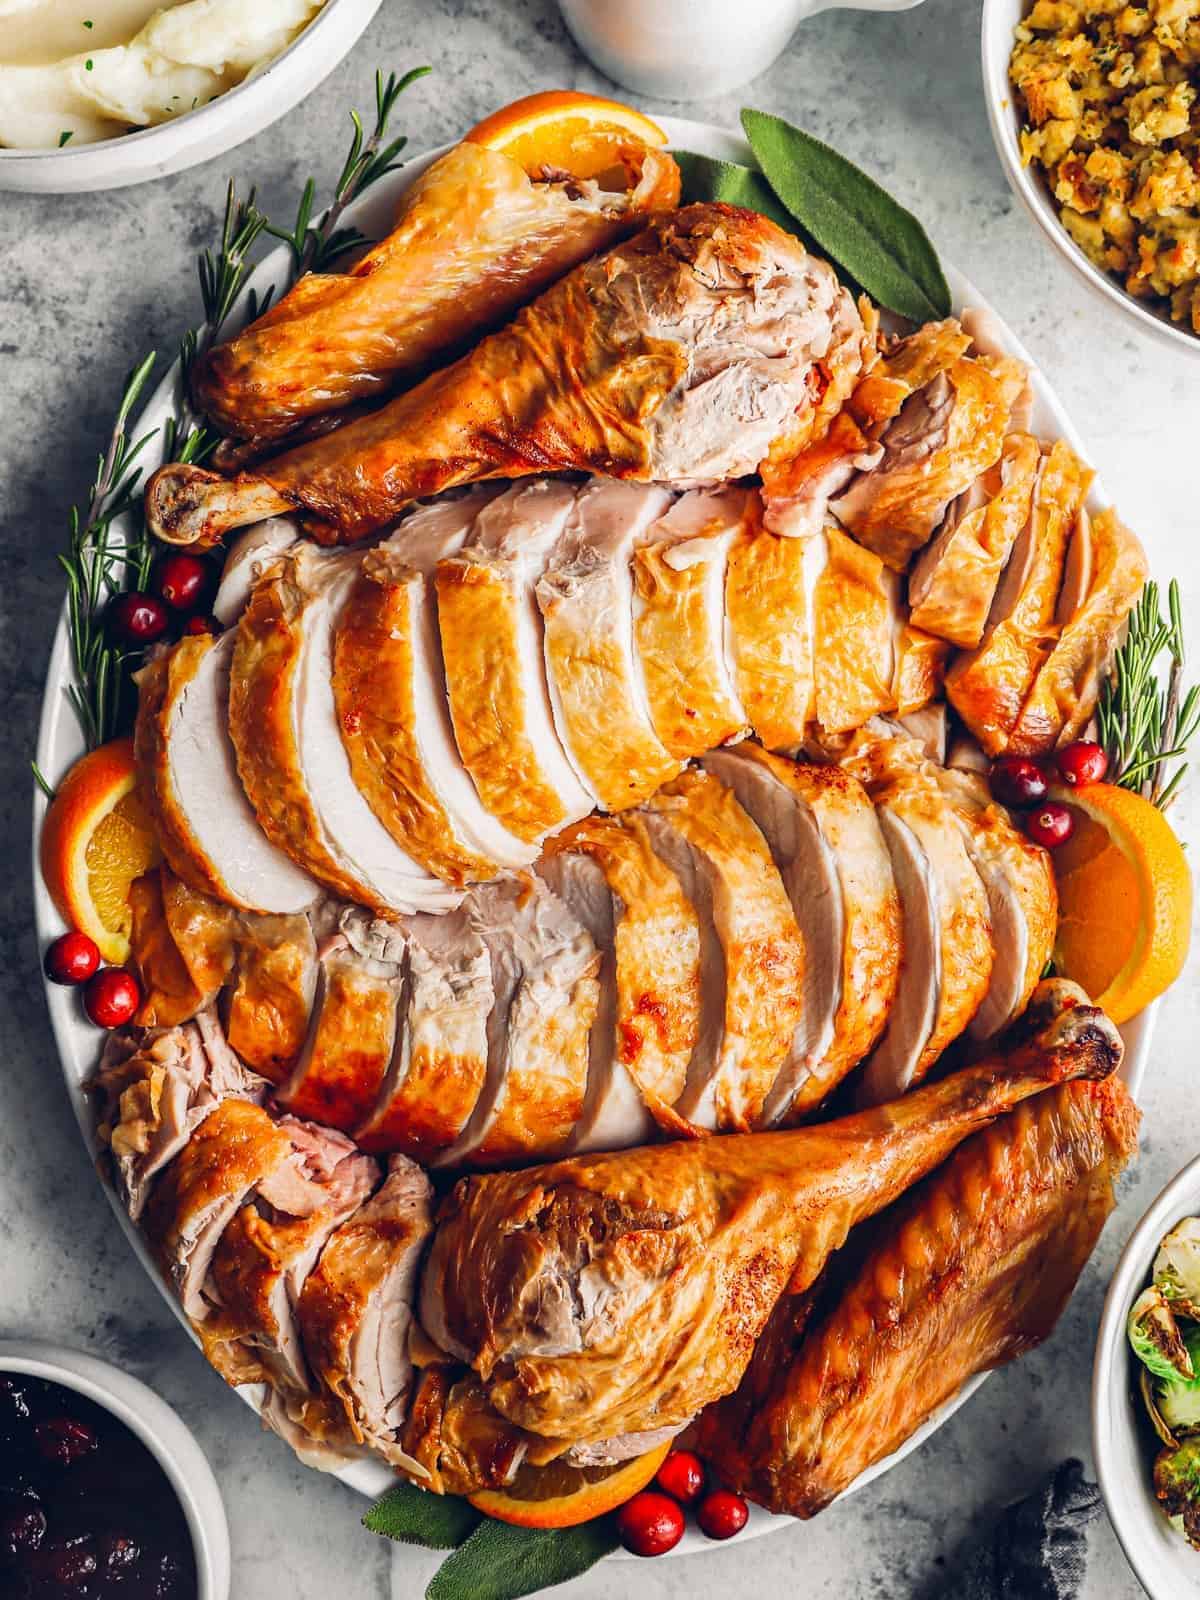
[675,151,799,237]
[741,108,951,322]
[425,1518,619,1600]
[363,1479,481,1549]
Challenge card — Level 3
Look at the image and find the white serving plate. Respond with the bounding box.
[0,0,382,194]
[980,0,1198,359]
[33,117,1155,1555]
[1094,1155,1200,1600]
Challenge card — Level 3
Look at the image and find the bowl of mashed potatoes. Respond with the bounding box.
[0,0,382,190]
[982,0,1200,357]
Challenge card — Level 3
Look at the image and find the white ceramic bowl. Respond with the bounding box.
[1094,1156,1200,1599]
[0,0,382,194]
[0,1339,231,1599]
[981,0,1198,357]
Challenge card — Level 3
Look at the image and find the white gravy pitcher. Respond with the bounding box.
[558,0,926,100]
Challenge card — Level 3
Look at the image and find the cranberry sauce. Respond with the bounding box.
[0,1373,197,1599]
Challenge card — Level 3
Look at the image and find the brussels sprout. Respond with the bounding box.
[1129,1285,1194,1383]
[1155,1217,1200,1318]
[1159,1326,1200,1436]
[1154,1438,1200,1549]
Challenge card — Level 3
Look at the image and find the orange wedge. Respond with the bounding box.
[40,738,162,965]
[468,1440,672,1530]
[464,89,668,182]
[1050,781,1192,1025]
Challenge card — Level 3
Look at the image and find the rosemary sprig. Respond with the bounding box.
[1097,579,1200,810]
[268,66,430,274]
[57,353,159,748]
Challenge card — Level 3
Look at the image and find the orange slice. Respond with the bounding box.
[468,1440,672,1530]
[40,738,162,965]
[1050,781,1192,1024]
[464,90,668,183]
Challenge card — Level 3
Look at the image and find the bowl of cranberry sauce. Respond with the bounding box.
[0,1343,229,1600]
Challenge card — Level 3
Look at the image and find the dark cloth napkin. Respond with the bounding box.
[926,1459,1101,1600]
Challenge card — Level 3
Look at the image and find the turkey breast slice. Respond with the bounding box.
[811,526,898,735]
[334,492,535,885]
[230,544,460,914]
[279,941,404,1133]
[357,907,493,1159]
[856,761,993,1108]
[199,1119,378,1397]
[437,480,592,843]
[142,1097,294,1319]
[700,745,900,1123]
[537,479,680,810]
[224,911,319,1085]
[631,487,752,758]
[212,517,301,625]
[640,769,805,1132]
[535,847,657,1153]
[435,876,599,1168]
[135,633,318,914]
[541,815,701,1135]
[90,1011,266,1222]
[936,766,1058,1042]
[283,1155,434,1474]
[724,509,813,751]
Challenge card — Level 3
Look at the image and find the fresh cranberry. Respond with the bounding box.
[95,1530,141,1578]
[83,969,140,1030]
[1056,740,1108,788]
[154,553,209,612]
[0,1500,46,1558]
[696,1488,750,1541]
[108,592,168,648]
[989,756,1048,810]
[182,614,222,637]
[1025,801,1075,850]
[34,1418,98,1468]
[36,1537,97,1586]
[654,1449,706,1505]
[615,1490,686,1557]
[43,932,101,987]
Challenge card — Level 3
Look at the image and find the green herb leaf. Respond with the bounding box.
[362,1480,480,1550]
[741,108,951,322]
[58,130,73,147]
[426,1520,618,1600]
[674,151,798,236]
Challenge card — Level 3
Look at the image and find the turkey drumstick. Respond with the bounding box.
[416,981,1122,1451]
[145,204,868,548]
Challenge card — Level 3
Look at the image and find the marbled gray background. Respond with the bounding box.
[3,1,1198,1596]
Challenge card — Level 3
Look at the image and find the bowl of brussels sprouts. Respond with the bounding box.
[1095,1156,1200,1598]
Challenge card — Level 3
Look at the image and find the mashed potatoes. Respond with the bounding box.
[0,0,326,147]
[1010,0,1200,335]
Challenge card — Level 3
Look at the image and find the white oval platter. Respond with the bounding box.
[33,117,1154,1555]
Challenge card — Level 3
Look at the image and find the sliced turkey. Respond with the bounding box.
[435,876,599,1167]
[907,433,1041,648]
[724,509,814,751]
[891,620,950,717]
[333,492,535,886]
[135,633,317,914]
[640,769,805,1131]
[90,1012,266,1222]
[936,766,1058,1042]
[127,868,215,1029]
[224,912,319,1084]
[279,941,404,1132]
[946,439,1093,754]
[198,1118,378,1396]
[537,480,680,810]
[212,517,300,624]
[631,487,752,758]
[535,843,657,1152]
[437,480,592,844]
[230,544,460,914]
[700,745,900,1122]
[811,526,898,734]
[142,1097,295,1319]
[357,907,492,1159]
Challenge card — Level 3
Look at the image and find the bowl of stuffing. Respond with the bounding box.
[982,0,1200,356]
